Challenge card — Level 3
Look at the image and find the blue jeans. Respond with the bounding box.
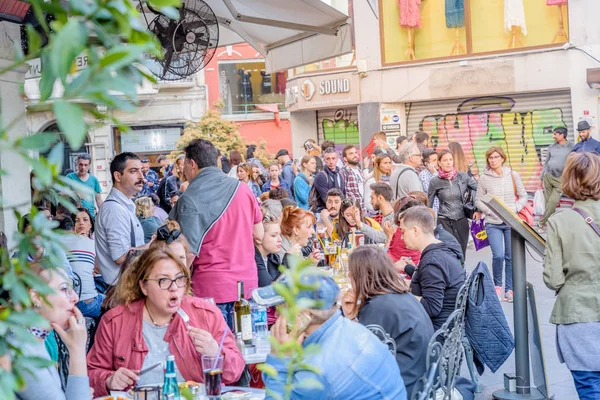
[572,371,600,399]
[76,294,105,318]
[216,301,235,331]
[486,223,512,292]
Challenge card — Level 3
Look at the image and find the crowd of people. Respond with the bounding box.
[6,119,600,399]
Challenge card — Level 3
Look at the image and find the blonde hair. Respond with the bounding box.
[114,246,191,306]
[373,153,392,182]
[175,154,186,182]
[135,197,154,218]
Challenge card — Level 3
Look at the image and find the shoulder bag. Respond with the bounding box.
[510,171,534,225]
[573,208,600,237]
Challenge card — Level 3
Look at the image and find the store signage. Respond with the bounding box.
[121,127,182,153]
[380,109,402,132]
[288,72,359,111]
[26,53,91,79]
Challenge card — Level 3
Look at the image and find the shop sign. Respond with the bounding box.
[380,109,401,132]
[288,71,359,111]
[26,53,91,79]
[121,127,181,153]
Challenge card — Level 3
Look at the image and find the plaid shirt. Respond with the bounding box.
[341,166,365,209]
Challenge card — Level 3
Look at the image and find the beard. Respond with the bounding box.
[347,158,360,166]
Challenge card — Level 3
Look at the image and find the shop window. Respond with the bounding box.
[381,0,569,64]
[218,61,287,115]
[292,53,355,76]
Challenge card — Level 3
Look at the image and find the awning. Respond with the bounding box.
[0,0,30,24]
[143,0,352,73]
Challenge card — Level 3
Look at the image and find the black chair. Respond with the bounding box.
[72,272,82,299]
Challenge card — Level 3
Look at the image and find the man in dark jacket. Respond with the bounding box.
[398,207,465,330]
[314,147,346,211]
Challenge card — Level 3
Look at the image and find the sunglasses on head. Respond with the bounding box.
[342,198,358,206]
[156,225,181,244]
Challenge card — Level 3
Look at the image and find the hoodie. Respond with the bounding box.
[410,241,466,330]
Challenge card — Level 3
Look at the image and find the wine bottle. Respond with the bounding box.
[162,355,180,400]
[233,281,253,345]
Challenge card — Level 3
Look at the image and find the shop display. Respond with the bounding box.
[504,0,527,49]
[219,70,232,114]
[237,69,253,103]
[446,0,465,55]
[275,71,287,94]
[260,70,272,94]
[397,0,423,60]
[548,0,568,43]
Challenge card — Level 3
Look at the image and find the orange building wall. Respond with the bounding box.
[205,44,292,156]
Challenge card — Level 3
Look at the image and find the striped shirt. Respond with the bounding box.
[63,234,97,301]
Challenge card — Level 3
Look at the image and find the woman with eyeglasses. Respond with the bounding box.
[474,146,527,303]
[294,155,318,210]
[427,149,478,257]
[237,162,261,198]
[363,153,393,215]
[87,246,245,397]
[333,198,386,244]
[15,263,90,400]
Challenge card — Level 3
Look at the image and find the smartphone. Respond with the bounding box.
[286,312,312,338]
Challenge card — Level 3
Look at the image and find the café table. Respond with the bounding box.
[96,384,265,399]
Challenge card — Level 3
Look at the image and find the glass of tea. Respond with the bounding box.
[201,355,223,399]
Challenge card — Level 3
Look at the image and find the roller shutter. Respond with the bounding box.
[405,91,574,193]
[317,107,360,146]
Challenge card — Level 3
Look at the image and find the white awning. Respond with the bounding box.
[203,0,352,72]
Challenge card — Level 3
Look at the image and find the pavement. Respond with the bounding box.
[461,244,578,399]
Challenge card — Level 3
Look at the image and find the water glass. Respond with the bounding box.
[201,355,224,400]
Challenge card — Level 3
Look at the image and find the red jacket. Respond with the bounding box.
[387,230,422,265]
[87,296,244,397]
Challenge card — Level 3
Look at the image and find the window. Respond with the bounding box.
[218,61,287,115]
[380,0,569,64]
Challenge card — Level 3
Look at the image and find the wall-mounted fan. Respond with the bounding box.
[145,0,219,81]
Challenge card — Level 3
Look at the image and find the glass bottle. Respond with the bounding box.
[162,355,180,400]
[233,281,252,345]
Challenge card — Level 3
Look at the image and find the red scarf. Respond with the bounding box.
[437,168,458,181]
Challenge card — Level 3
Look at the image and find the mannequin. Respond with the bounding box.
[237,68,253,104]
[397,0,423,60]
[275,71,286,94]
[260,70,272,94]
[504,0,527,49]
[547,0,568,43]
[446,0,465,55]
[219,70,232,114]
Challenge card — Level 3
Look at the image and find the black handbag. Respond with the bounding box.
[463,189,476,219]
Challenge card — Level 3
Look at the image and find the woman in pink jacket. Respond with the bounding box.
[87,246,244,397]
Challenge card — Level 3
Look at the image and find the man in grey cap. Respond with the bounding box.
[572,120,600,155]
[539,127,573,228]
[253,270,407,400]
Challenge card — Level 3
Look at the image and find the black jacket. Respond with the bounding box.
[358,293,434,399]
[428,172,477,221]
[254,246,289,287]
[314,167,346,211]
[410,241,466,330]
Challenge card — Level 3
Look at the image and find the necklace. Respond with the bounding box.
[144,302,172,327]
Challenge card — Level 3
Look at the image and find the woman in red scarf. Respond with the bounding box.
[427,150,478,257]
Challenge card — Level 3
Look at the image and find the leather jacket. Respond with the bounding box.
[427,172,477,221]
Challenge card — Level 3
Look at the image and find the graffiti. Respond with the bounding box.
[418,96,567,191]
[320,108,360,145]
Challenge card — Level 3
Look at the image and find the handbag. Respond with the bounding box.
[470,218,490,251]
[463,189,476,219]
[573,208,600,237]
[510,171,534,225]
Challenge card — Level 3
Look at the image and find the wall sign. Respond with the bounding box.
[120,127,182,153]
[287,71,360,111]
[380,109,401,132]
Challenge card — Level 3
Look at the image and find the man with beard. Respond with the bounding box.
[369,182,395,227]
[340,145,365,210]
[95,152,146,286]
[572,120,600,155]
[319,189,343,238]
[139,157,159,195]
[314,147,346,212]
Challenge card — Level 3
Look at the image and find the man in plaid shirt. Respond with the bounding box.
[340,145,365,210]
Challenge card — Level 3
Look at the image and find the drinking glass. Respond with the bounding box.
[201,355,223,399]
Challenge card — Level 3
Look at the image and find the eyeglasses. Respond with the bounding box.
[488,155,503,160]
[145,275,189,290]
[262,214,278,223]
[56,283,75,299]
[342,198,357,206]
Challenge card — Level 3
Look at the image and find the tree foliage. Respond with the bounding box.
[171,108,275,166]
[0,0,181,398]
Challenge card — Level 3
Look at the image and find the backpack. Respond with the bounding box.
[394,167,418,199]
[300,174,319,212]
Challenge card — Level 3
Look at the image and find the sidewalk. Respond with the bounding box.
[461,245,578,399]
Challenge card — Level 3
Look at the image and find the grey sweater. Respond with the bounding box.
[542,141,573,178]
[16,339,90,400]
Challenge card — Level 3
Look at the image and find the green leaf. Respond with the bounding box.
[158,6,180,20]
[296,377,324,390]
[47,141,65,170]
[17,133,58,152]
[49,19,88,82]
[39,53,56,102]
[147,0,182,7]
[52,101,86,150]
[257,363,278,378]
[25,25,42,55]
[100,44,149,70]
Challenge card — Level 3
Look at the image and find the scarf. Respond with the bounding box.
[437,168,458,181]
[323,166,345,192]
[29,327,51,340]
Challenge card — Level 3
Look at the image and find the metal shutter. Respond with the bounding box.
[317,107,360,146]
[405,91,574,192]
